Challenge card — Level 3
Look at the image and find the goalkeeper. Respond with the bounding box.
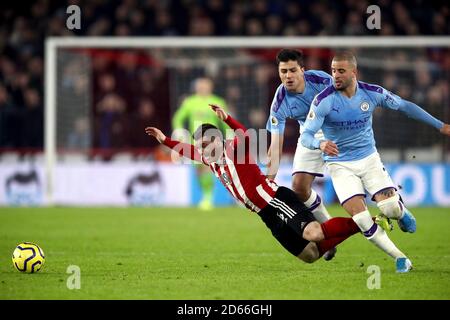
[172,77,228,210]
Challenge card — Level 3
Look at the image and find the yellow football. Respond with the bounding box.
[12,242,45,273]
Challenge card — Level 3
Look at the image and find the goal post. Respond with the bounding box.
[45,36,450,206]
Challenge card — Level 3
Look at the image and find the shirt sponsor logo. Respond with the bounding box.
[331,115,371,130]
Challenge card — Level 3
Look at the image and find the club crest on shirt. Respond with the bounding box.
[271,116,278,126]
[307,110,316,120]
[360,101,370,112]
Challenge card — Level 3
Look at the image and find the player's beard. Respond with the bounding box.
[335,78,352,91]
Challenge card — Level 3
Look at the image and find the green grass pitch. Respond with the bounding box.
[0,206,449,300]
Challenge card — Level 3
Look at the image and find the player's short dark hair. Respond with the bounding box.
[192,123,222,141]
[333,50,357,68]
[276,49,305,67]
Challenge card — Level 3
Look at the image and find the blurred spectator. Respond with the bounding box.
[95,72,116,104]
[227,11,245,36]
[94,93,128,149]
[67,117,90,150]
[189,17,215,36]
[245,18,264,36]
[152,8,178,35]
[265,15,283,35]
[0,85,13,147]
[343,11,365,35]
[115,52,141,109]
[128,98,160,148]
[205,0,229,35]
[21,88,43,148]
[27,57,43,92]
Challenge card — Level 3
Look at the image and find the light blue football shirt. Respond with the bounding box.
[301,81,444,162]
[266,70,333,134]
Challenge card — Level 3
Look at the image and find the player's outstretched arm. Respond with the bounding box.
[144,127,203,163]
[210,103,228,121]
[209,104,247,131]
[379,89,448,135]
[209,103,250,148]
[145,127,166,143]
[396,99,446,131]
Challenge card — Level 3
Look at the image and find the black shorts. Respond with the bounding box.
[257,186,316,256]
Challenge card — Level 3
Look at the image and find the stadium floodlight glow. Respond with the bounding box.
[45,36,450,205]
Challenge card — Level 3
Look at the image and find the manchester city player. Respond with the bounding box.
[266,50,336,259]
[301,51,450,273]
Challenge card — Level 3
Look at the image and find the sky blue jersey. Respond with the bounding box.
[265,70,333,134]
[301,81,444,162]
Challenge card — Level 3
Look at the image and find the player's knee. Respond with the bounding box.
[377,194,402,219]
[342,197,367,215]
[302,222,324,242]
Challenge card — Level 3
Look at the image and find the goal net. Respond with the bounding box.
[44,37,450,206]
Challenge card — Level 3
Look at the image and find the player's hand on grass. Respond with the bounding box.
[209,104,228,120]
[440,123,450,137]
[320,140,339,156]
[145,127,166,143]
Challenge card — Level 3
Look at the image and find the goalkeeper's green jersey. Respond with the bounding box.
[172,94,227,134]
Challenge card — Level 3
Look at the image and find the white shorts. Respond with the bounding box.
[326,152,396,204]
[293,130,325,177]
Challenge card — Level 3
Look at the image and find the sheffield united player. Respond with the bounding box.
[145,104,367,264]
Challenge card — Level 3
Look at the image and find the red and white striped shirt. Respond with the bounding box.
[163,115,278,213]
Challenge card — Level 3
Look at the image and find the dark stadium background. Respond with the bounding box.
[0,0,448,157]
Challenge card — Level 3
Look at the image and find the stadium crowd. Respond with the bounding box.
[0,0,449,156]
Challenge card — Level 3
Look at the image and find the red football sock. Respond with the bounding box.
[317,236,349,257]
[320,217,361,239]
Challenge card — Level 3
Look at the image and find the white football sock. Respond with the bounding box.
[377,194,404,219]
[304,189,332,223]
[352,210,406,259]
